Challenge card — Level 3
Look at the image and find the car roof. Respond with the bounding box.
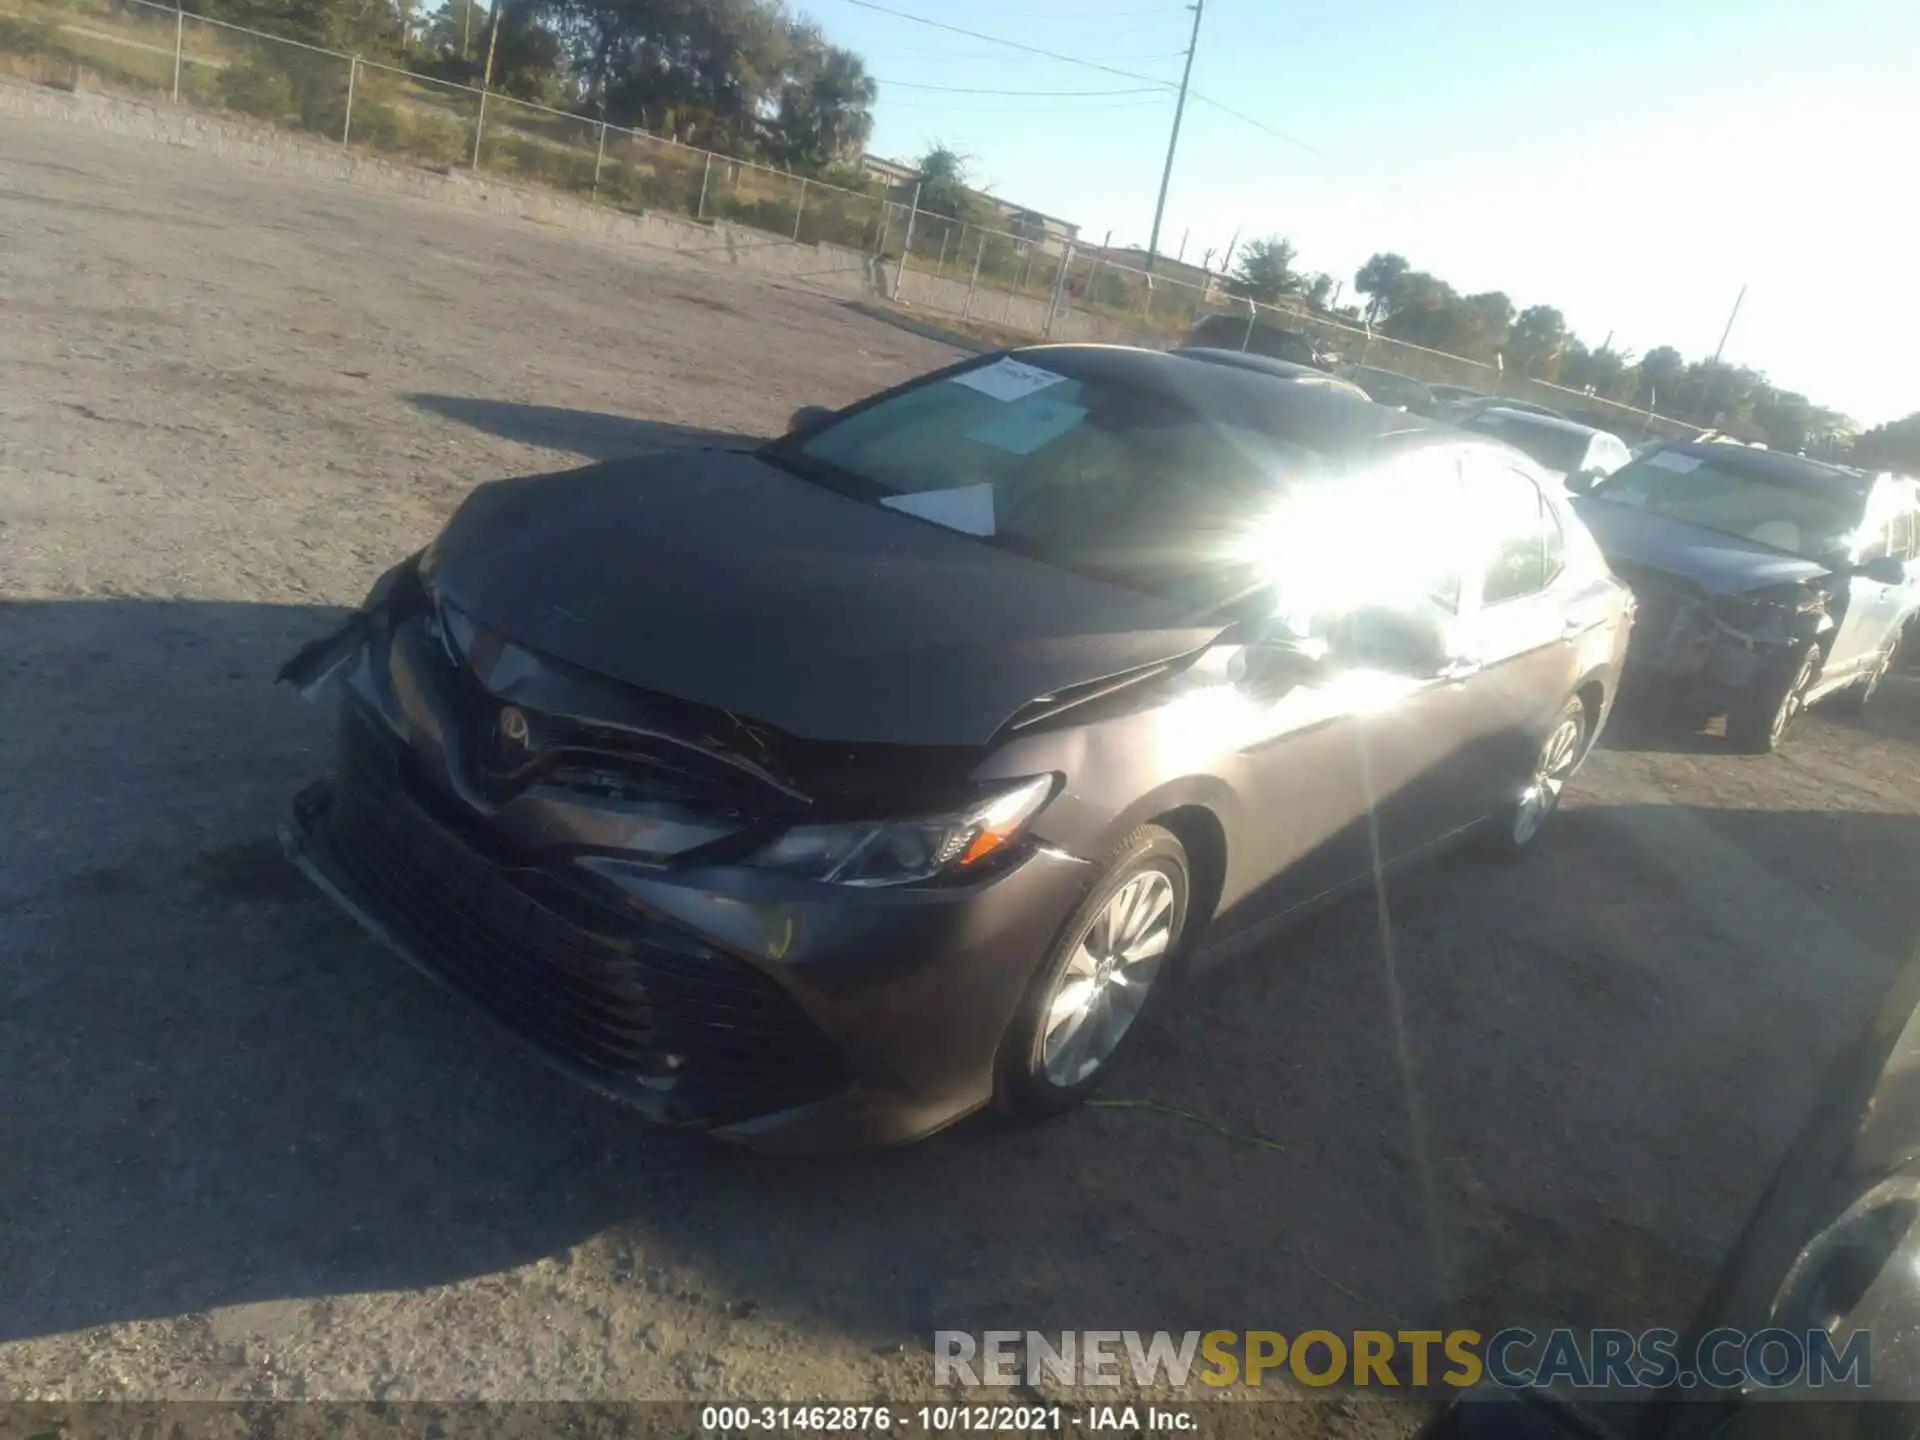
[1467,395,1562,416]
[1468,406,1605,438]
[1193,313,1307,338]
[1173,347,1327,380]
[1656,441,1879,494]
[1008,343,1445,459]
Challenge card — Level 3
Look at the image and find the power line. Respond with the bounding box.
[945,3,1191,15]
[1189,91,1324,156]
[882,96,1174,112]
[837,0,1319,154]
[837,0,1175,86]
[871,45,1189,63]
[877,78,1171,96]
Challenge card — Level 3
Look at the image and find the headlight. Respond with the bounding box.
[746,774,1059,887]
[1712,584,1827,635]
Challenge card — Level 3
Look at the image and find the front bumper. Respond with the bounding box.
[1616,574,1813,712]
[283,695,1092,1155]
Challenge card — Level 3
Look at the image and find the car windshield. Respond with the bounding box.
[1587,451,1868,559]
[777,357,1329,606]
[1467,413,1591,473]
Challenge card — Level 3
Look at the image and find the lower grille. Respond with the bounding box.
[315,709,849,1126]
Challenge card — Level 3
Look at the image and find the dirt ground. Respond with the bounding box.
[4,113,1920,1426]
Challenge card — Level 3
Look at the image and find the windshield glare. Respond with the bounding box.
[1589,453,1867,560]
[790,360,1326,604]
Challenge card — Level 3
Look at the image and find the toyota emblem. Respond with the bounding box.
[497,706,530,749]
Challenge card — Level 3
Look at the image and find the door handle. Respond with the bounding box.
[1438,656,1483,682]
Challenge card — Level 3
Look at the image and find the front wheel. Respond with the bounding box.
[1727,643,1819,753]
[1486,697,1589,860]
[994,825,1190,1120]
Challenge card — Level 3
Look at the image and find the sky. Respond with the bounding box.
[811,0,1919,428]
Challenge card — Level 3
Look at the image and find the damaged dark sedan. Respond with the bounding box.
[281,345,1631,1152]
[1570,445,1920,751]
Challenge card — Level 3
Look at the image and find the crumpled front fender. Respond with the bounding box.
[277,552,421,699]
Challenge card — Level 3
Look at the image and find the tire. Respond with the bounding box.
[994,825,1190,1121]
[1830,632,1902,717]
[1484,696,1589,861]
[1726,643,1819,753]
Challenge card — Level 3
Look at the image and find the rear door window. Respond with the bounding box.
[1474,466,1557,605]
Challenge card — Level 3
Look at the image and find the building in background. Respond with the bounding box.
[858,154,1081,255]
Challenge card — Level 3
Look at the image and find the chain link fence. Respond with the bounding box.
[6,0,1696,441]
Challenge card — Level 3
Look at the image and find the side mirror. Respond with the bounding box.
[787,404,834,435]
[1234,630,1328,696]
[1564,469,1602,495]
[1857,555,1907,587]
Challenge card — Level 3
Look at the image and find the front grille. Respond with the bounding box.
[321,708,849,1126]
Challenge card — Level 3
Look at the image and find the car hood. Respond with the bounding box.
[419,450,1221,747]
[1571,497,1835,596]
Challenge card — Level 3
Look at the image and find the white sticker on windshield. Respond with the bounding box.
[1647,451,1702,473]
[950,358,1067,403]
[964,397,1087,455]
[881,483,997,536]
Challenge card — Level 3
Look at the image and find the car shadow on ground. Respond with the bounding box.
[1601,681,1918,756]
[404,394,760,463]
[1597,696,1732,755]
[5,596,1919,1373]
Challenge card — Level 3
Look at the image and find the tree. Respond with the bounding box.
[1228,236,1302,304]
[422,0,564,101]
[1456,291,1514,363]
[1354,252,1409,323]
[199,0,406,51]
[766,29,875,174]
[1679,360,1765,430]
[532,0,843,156]
[1303,272,1335,311]
[1851,412,1920,471]
[1635,345,1685,409]
[913,143,980,220]
[1376,269,1462,351]
[1505,305,1570,379]
[1559,343,1636,402]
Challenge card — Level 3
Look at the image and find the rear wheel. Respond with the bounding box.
[1727,643,1819,753]
[1486,697,1588,860]
[994,825,1189,1120]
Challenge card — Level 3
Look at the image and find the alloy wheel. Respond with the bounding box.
[1512,714,1585,847]
[1040,869,1175,1087]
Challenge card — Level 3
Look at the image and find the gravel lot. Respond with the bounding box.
[5,112,1920,1424]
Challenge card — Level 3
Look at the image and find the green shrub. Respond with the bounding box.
[217,56,293,120]
[0,12,57,57]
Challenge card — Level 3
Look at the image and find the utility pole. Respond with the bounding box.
[1145,0,1203,273]
[1711,283,1747,366]
[471,2,501,171]
[1217,225,1240,281]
